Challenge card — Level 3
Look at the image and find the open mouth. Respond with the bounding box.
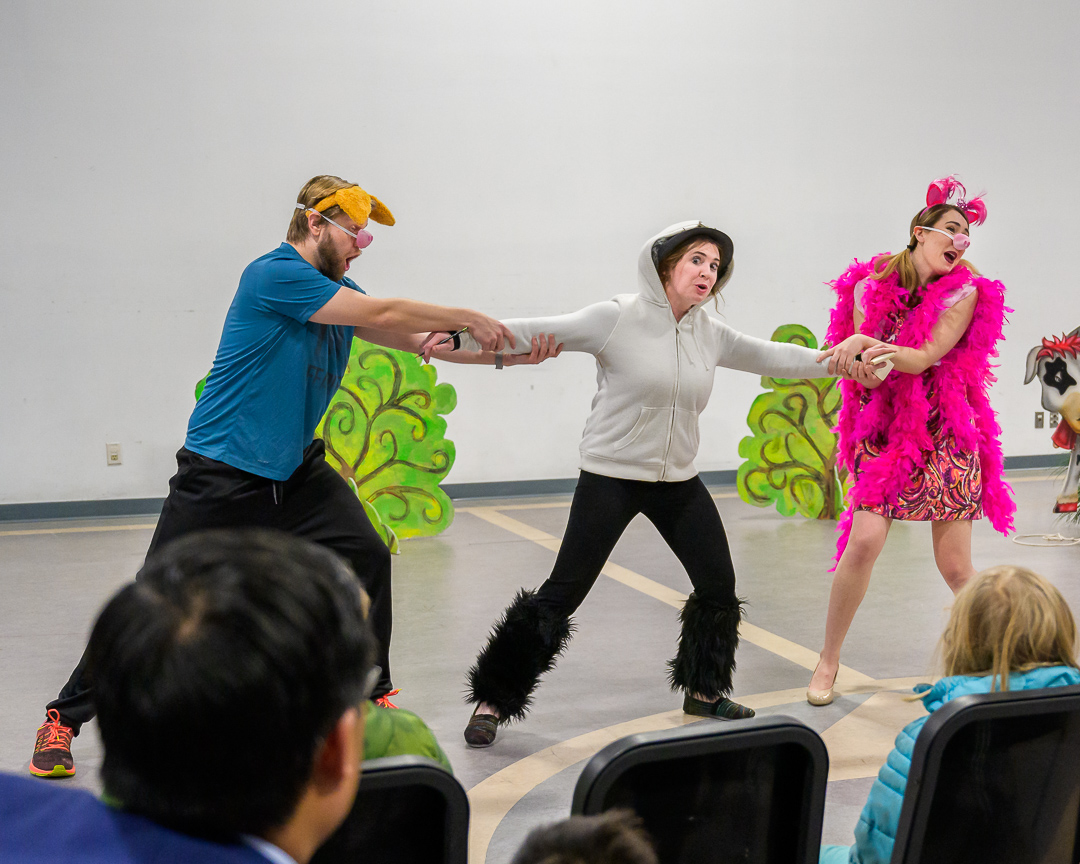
[944,251,957,265]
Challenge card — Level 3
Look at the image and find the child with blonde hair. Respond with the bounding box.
[821,565,1080,864]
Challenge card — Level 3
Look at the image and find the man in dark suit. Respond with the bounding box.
[3,529,377,864]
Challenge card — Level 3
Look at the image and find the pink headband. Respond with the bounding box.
[921,175,987,226]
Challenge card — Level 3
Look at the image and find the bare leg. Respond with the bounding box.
[931,520,976,594]
[809,511,892,692]
[476,702,500,719]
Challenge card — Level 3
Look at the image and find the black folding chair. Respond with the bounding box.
[311,755,469,864]
[892,683,1080,864]
[572,716,829,864]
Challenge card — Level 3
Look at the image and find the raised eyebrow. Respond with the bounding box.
[944,220,968,233]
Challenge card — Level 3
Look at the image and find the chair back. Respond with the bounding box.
[311,755,469,864]
[572,716,828,864]
[892,683,1080,864]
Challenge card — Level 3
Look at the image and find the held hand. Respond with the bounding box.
[861,343,895,366]
[818,333,880,377]
[506,334,563,367]
[843,358,885,389]
[467,313,517,352]
[418,331,449,363]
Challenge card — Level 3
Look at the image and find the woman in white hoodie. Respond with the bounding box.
[449,222,845,747]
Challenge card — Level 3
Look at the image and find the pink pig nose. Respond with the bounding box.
[952,234,970,251]
[355,229,374,249]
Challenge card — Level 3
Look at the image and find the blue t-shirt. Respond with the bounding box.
[185,243,363,480]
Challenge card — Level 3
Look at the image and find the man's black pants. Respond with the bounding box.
[47,440,393,732]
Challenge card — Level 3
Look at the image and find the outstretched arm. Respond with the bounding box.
[310,288,516,352]
[819,292,977,377]
[436,334,564,367]
[714,321,835,378]
[357,328,563,368]
[447,300,620,360]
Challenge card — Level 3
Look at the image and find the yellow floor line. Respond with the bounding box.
[0,523,157,537]
[820,682,929,781]
[458,501,573,512]
[463,507,873,682]
[457,492,738,515]
[466,676,928,863]
[467,709,694,864]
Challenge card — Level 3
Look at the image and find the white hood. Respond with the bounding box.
[636,220,736,308]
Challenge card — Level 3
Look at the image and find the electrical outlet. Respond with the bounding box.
[106,442,122,466]
[1035,412,1044,429]
[1050,413,1060,427]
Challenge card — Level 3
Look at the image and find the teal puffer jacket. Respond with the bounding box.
[820,665,1080,864]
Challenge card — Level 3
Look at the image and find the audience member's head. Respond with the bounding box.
[88,529,376,860]
[942,565,1077,688]
[510,809,659,864]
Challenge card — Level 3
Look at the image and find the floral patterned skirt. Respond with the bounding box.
[853,410,983,522]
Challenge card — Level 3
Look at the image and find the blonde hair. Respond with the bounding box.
[286,175,355,244]
[940,566,1077,691]
[871,204,980,290]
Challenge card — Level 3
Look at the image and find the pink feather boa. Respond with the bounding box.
[826,256,1016,563]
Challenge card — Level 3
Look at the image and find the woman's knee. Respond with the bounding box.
[843,523,888,568]
[936,556,973,590]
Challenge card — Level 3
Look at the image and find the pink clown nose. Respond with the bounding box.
[355,229,374,249]
[952,233,970,251]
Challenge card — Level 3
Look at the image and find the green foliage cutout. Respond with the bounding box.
[736,324,848,520]
[316,339,457,541]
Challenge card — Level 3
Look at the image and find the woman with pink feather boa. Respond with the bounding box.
[806,177,1016,706]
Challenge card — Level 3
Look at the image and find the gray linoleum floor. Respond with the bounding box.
[1,470,1077,862]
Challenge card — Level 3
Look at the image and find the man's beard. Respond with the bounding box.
[314,233,346,281]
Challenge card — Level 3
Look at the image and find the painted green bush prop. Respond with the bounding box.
[193,338,456,549]
[315,339,457,541]
[736,324,848,520]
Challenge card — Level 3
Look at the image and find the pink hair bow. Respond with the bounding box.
[924,175,987,226]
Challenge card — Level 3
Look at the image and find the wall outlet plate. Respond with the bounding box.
[106,442,122,465]
[1050,413,1061,427]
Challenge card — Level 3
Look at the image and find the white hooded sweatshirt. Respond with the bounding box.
[461,221,833,482]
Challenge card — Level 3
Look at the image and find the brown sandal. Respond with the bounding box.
[463,711,500,747]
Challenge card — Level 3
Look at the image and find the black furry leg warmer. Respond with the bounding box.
[465,589,573,722]
[667,593,745,698]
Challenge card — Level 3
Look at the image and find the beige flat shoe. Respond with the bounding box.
[807,661,838,706]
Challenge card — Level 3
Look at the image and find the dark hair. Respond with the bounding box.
[510,810,659,864]
[88,529,375,838]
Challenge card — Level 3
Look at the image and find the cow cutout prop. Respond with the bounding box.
[1025,328,1080,513]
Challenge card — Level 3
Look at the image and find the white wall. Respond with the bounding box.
[2,0,1077,504]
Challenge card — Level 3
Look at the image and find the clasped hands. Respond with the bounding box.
[417,330,563,366]
[818,334,894,388]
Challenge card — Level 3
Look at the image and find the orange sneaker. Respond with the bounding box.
[374,689,401,709]
[30,709,75,778]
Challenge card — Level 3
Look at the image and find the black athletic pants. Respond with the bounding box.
[47,440,393,732]
[536,470,737,616]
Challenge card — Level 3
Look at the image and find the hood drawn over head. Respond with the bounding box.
[638,221,735,307]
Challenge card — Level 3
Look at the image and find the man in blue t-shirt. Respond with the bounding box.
[31,175,559,779]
